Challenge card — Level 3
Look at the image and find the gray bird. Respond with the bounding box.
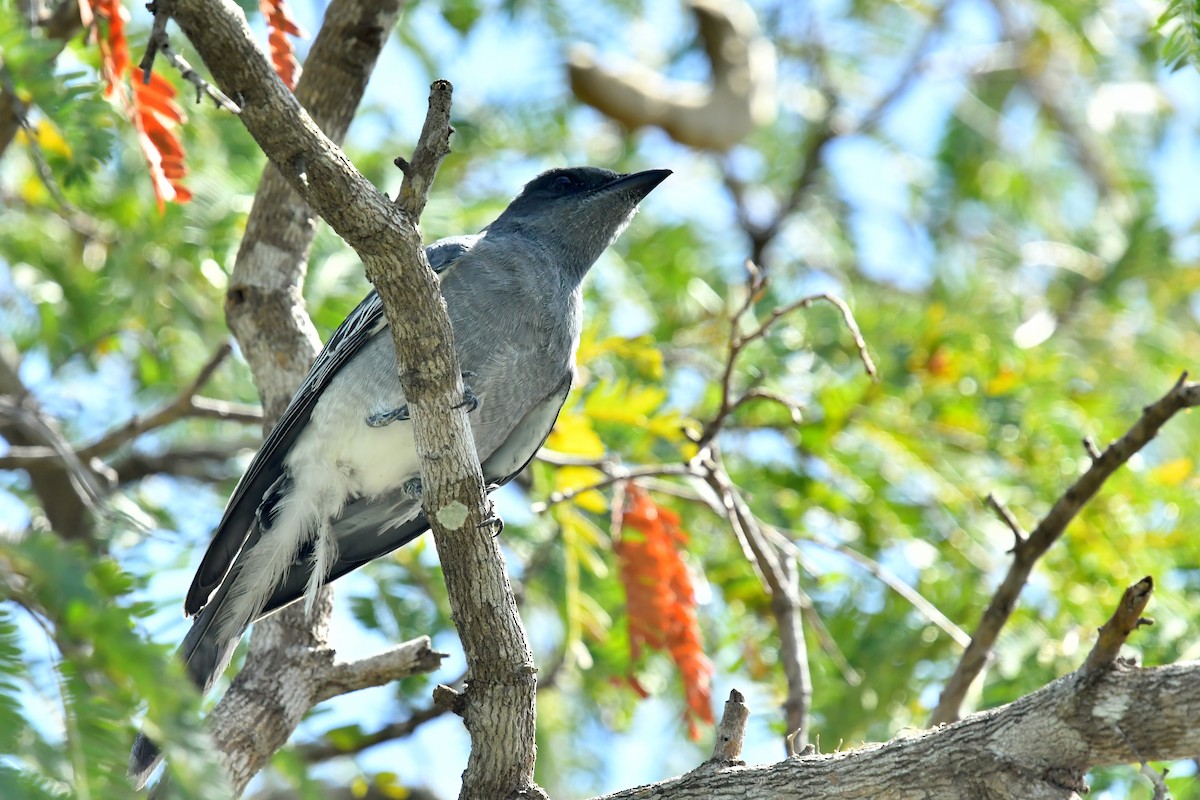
[129,166,670,787]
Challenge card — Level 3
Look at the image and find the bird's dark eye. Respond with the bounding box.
[552,174,577,193]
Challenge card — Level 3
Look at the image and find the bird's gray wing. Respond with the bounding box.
[479,371,573,487]
[184,237,476,616]
[257,372,574,616]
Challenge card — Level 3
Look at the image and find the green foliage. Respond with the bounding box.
[1158,0,1200,71]
[0,535,224,799]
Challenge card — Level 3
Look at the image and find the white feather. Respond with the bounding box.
[218,349,421,638]
[305,518,338,617]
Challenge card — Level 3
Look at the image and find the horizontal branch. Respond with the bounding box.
[314,638,448,704]
[589,659,1200,800]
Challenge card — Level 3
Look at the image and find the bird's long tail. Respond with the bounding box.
[128,573,244,789]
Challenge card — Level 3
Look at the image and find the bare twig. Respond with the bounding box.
[314,637,448,704]
[529,462,703,514]
[110,442,251,484]
[930,375,1200,725]
[0,343,253,474]
[1138,762,1170,800]
[985,492,1027,547]
[725,387,804,425]
[797,534,971,649]
[709,689,750,763]
[298,701,451,762]
[702,453,811,748]
[394,81,453,218]
[795,587,862,687]
[1083,576,1154,672]
[141,28,242,113]
[693,288,877,453]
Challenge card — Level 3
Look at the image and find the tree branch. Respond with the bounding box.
[151,0,541,794]
[0,343,260,474]
[709,689,749,763]
[298,699,452,763]
[701,453,812,748]
[139,0,412,794]
[314,637,449,704]
[0,343,101,545]
[693,281,876,455]
[1084,576,1154,672]
[930,374,1200,725]
[587,589,1196,800]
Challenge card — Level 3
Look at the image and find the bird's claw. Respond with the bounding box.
[454,387,479,413]
[402,477,423,499]
[454,372,479,413]
[479,507,504,537]
[367,405,410,427]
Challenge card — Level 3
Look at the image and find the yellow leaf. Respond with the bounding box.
[646,409,691,442]
[32,119,73,157]
[554,465,608,514]
[1152,458,1192,486]
[19,174,47,204]
[545,410,606,458]
[577,592,614,639]
[987,367,1019,396]
[577,334,664,377]
[374,772,410,799]
[586,379,667,425]
[558,505,610,577]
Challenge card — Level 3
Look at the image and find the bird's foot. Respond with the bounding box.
[402,477,423,499]
[367,405,410,427]
[479,503,504,536]
[454,371,479,413]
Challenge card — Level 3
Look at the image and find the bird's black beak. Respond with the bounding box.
[601,168,672,201]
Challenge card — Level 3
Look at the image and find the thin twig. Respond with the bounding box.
[298,701,451,762]
[708,689,750,763]
[1083,576,1154,672]
[1138,762,1170,800]
[394,80,453,219]
[76,343,239,457]
[693,289,877,453]
[702,453,811,747]
[110,442,252,484]
[0,343,250,472]
[930,375,1200,725]
[985,492,1027,547]
[141,28,242,112]
[725,387,804,425]
[528,463,702,514]
[795,586,862,686]
[796,534,971,649]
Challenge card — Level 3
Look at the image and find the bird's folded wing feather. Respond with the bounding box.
[184,237,477,616]
[257,371,573,618]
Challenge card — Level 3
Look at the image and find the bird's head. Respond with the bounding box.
[489,166,671,282]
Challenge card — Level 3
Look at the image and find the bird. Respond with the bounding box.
[129,165,671,787]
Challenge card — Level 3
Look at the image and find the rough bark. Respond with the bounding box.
[590,662,1200,800]
[197,0,421,793]
[156,0,539,796]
